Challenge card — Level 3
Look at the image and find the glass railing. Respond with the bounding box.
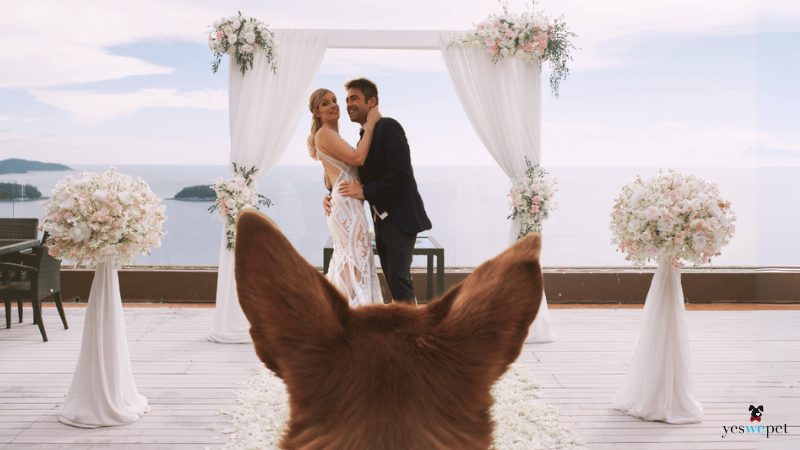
[1,165,795,268]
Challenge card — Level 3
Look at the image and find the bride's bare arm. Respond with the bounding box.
[315,107,381,166]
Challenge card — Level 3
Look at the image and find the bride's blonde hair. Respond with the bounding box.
[307,88,333,161]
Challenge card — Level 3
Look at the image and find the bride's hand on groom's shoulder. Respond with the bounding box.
[367,106,381,128]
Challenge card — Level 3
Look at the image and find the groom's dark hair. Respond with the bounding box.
[344,77,379,106]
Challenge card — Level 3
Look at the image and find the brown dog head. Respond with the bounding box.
[234,210,543,450]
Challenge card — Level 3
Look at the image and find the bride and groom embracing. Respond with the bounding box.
[308,78,431,307]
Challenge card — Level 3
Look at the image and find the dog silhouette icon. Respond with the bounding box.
[749,405,763,422]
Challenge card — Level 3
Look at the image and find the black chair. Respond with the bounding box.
[0,218,39,240]
[0,218,39,260]
[0,232,68,341]
[0,218,40,322]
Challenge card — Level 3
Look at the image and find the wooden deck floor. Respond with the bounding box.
[1,305,798,450]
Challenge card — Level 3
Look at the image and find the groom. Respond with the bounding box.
[324,77,431,305]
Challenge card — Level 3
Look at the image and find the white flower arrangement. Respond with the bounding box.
[508,158,557,240]
[448,1,577,97]
[209,163,272,250]
[609,170,737,267]
[40,167,166,267]
[208,12,278,76]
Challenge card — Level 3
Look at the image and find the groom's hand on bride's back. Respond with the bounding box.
[323,195,332,216]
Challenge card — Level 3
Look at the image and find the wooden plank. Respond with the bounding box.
[0,305,797,449]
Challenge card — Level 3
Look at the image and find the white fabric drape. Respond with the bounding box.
[613,262,703,424]
[59,260,149,428]
[208,29,329,344]
[437,31,554,343]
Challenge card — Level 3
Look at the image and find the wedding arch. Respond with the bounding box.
[206,28,555,344]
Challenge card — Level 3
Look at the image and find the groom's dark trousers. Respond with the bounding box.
[359,118,431,303]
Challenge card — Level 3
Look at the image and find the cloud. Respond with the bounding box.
[412,121,800,168]
[540,121,800,167]
[3,0,799,89]
[321,49,446,75]
[262,0,800,73]
[21,118,39,123]
[0,130,229,165]
[28,88,228,125]
[0,116,11,121]
[0,44,174,89]
[0,0,211,88]
[5,117,799,168]
[235,0,800,36]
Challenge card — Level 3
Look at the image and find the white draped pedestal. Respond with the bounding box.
[613,262,703,424]
[59,260,149,428]
[525,292,555,343]
[207,237,251,344]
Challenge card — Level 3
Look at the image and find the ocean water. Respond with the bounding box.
[1,165,797,268]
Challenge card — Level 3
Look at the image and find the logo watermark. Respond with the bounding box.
[721,405,790,439]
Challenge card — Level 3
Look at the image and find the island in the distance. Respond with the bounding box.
[0,182,42,200]
[171,185,216,201]
[0,158,72,175]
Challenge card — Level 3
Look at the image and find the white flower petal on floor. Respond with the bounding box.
[218,363,584,450]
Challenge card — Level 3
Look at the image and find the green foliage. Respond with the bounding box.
[543,14,578,98]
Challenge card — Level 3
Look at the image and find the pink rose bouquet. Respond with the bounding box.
[508,158,557,240]
[447,1,577,97]
[208,12,278,76]
[209,163,272,250]
[40,167,166,266]
[609,170,736,267]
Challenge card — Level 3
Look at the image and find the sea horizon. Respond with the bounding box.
[2,164,797,268]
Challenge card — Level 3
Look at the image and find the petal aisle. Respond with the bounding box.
[217,363,584,450]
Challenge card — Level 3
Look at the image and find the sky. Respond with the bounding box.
[0,0,798,167]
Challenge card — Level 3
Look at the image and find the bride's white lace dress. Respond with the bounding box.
[318,143,383,307]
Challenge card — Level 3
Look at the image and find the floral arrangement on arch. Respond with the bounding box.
[448,1,577,97]
[208,11,278,76]
[40,168,166,267]
[209,163,272,250]
[508,158,557,240]
[609,170,737,267]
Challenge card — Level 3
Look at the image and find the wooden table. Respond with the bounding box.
[0,239,39,256]
[323,236,445,302]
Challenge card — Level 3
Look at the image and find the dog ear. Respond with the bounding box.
[431,233,543,376]
[749,405,755,411]
[234,210,350,378]
[757,405,763,412]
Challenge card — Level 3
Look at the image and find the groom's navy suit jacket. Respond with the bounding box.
[359,117,431,235]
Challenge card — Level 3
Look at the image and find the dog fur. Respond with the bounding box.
[234,210,544,450]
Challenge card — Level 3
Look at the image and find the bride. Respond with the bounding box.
[307,88,383,307]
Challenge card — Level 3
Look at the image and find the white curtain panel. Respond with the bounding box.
[613,262,703,424]
[208,29,329,344]
[437,31,553,343]
[59,260,150,428]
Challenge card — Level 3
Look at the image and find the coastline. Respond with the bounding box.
[0,197,48,202]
